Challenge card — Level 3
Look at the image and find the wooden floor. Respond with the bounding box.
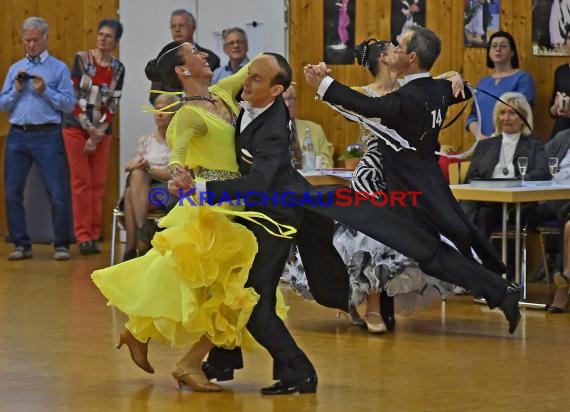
[1,243,569,412]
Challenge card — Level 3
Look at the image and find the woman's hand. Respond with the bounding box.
[124,158,146,172]
[450,73,465,99]
[168,167,195,196]
[303,62,331,88]
[83,137,98,155]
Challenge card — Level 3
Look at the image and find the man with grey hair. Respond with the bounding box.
[149,9,220,104]
[304,26,523,334]
[0,17,75,261]
[212,27,250,84]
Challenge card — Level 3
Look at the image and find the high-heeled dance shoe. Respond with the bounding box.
[364,312,387,334]
[116,329,155,374]
[554,271,570,288]
[547,284,569,314]
[172,367,222,392]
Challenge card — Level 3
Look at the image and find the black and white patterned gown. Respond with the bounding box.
[283,86,454,314]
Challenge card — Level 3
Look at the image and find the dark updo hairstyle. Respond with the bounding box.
[486,31,519,69]
[98,18,123,41]
[145,41,186,90]
[354,38,392,77]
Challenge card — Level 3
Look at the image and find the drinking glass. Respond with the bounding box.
[517,157,528,182]
[548,157,559,183]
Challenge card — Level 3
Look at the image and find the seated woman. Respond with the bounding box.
[462,92,549,239]
[120,93,179,261]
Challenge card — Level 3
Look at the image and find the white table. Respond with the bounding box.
[450,181,570,308]
[300,169,352,186]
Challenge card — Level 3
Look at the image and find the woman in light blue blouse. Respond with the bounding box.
[466,31,535,140]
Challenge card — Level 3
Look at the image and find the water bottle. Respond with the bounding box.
[302,127,315,171]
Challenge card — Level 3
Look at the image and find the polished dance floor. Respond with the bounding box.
[0,243,568,411]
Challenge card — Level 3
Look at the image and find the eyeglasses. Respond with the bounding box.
[170,24,190,30]
[224,39,246,47]
[490,43,510,50]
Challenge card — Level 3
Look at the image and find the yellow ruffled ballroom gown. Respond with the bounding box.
[92,65,286,350]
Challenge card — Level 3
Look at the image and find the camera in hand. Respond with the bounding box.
[557,94,570,112]
[16,72,36,82]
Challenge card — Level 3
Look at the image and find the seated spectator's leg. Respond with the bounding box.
[562,220,570,279]
[550,223,569,311]
[122,185,138,256]
[4,128,34,250]
[33,128,73,248]
[63,127,93,244]
[127,169,153,228]
[88,135,113,242]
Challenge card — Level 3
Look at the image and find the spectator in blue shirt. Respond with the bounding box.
[466,31,535,140]
[212,27,250,84]
[0,17,75,261]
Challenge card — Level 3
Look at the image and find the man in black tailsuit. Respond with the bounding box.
[302,26,521,331]
[172,53,340,395]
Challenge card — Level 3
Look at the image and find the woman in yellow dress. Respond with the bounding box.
[92,42,284,392]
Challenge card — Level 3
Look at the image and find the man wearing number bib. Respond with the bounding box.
[305,26,522,334]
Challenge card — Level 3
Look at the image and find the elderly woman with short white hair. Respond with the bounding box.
[462,92,550,241]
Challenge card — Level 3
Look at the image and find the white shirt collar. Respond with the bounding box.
[403,72,430,85]
[240,100,274,120]
[502,132,522,142]
[27,50,49,64]
[239,100,275,133]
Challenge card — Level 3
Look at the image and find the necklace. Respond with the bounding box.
[500,145,509,176]
[183,95,216,104]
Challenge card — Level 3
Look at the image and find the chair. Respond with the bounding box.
[447,160,471,185]
[536,222,561,286]
[110,207,166,266]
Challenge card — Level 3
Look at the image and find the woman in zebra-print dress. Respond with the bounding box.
[283,39,455,333]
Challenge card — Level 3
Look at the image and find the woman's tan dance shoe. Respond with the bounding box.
[116,329,155,374]
[364,312,387,334]
[172,367,222,392]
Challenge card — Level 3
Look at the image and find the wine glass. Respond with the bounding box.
[548,157,559,182]
[517,157,528,183]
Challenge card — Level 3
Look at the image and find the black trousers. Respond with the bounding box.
[303,188,508,308]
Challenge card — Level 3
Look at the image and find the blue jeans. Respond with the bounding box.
[4,126,73,249]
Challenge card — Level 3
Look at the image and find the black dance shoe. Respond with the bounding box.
[201,362,235,382]
[380,291,396,331]
[382,315,396,331]
[260,375,318,395]
[499,283,521,334]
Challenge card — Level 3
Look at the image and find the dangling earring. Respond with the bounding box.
[183,69,192,77]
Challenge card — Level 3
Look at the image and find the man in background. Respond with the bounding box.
[212,27,250,84]
[283,85,334,169]
[149,9,220,104]
[0,17,75,261]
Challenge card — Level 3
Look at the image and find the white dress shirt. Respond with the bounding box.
[492,132,521,178]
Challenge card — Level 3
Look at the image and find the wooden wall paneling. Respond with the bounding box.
[290,0,569,161]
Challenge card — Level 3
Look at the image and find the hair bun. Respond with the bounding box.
[354,38,377,67]
[145,59,161,82]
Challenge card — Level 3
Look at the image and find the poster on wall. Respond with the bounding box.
[464,0,500,47]
[532,0,570,56]
[323,0,356,64]
[391,0,426,43]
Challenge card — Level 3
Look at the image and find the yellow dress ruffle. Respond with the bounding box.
[92,203,288,349]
